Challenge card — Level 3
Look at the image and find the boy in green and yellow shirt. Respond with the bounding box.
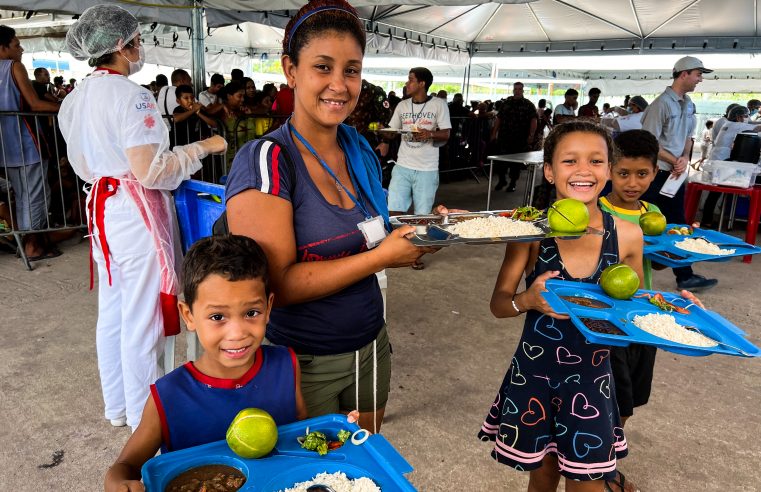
[598,129,661,492]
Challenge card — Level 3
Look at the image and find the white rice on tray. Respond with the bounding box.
[449,216,542,238]
[632,313,718,347]
[674,237,735,255]
[279,471,381,492]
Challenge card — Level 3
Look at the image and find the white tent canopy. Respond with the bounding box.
[5,0,761,92]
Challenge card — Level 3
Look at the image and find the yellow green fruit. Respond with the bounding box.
[226,408,278,459]
[639,211,667,236]
[600,263,640,300]
[547,198,590,233]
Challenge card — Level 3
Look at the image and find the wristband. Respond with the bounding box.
[511,294,523,314]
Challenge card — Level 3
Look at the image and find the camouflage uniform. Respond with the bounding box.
[345,79,391,148]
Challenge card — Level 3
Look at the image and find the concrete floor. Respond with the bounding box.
[2,174,760,491]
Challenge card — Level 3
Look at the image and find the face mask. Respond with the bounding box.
[626,107,633,114]
[751,109,758,117]
[121,44,145,76]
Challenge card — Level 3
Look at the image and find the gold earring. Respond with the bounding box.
[548,179,554,184]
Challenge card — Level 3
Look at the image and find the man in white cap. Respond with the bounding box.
[641,56,717,291]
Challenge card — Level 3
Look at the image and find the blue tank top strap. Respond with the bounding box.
[527,211,618,286]
[151,345,298,453]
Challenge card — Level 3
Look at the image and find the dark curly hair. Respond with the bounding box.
[182,235,270,308]
[282,0,366,65]
[613,129,659,168]
[543,120,617,166]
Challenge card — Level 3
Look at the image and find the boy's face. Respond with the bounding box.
[179,274,273,378]
[178,92,195,110]
[610,156,657,205]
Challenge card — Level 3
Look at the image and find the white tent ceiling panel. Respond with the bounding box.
[633,0,696,36]
[476,4,548,43]
[649,0,755,38]
[520,1,636,41]
[0,0,192,27]
[564,0,643,37]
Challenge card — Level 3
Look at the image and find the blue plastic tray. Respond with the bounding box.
[141,414,416,491]
[541,279,761,357]
[643,224,761,267]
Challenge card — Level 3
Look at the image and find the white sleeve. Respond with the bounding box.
[388,102,403,130]
[123,89,207,189]
[436,100,452,130]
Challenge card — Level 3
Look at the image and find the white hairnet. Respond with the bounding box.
[66,5,139,61]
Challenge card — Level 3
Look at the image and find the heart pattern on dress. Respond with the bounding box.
[554,418,568,436]
[534,434,552,453]
[498,423,519,447]
[510,358,527,386]
[551,396,563,411]
[571,392,600,419]
[522,342,545,360]
[572,431,603,458]
[556,346,583,365]
[595,374,611,399]
[564,373,581,384]
[591,349,610,367]
[502,397,519,415]
[533,315,563,341]
[520,397,547,426]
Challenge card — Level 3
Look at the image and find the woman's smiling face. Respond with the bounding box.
[283,30,363,129]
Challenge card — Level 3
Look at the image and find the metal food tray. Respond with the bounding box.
[541,279,760,357]
[643,223,761,267]
[391,211,593,246]
[142,414,416,491]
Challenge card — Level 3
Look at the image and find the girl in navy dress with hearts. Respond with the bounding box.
[478,121,645,492]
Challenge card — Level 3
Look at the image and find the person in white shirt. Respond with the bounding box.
[156,68,191,129]
[385,67,451,216]
[553,88,578,124]
[693,120,713,168]
[197,73,224,116]
[59,5,226,430]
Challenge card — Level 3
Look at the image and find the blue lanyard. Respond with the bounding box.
[290,125,373,219]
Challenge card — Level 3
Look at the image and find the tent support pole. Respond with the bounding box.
[463,48,472,102]
[191,1,206,96]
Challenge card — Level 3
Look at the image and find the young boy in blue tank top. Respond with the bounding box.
[105,235,307,491]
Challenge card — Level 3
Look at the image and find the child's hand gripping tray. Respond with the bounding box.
[643,224,761,267]
[142,414,416,491]
[541,279,761,358]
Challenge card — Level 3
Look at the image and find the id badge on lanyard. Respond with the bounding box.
[358,215,387,249]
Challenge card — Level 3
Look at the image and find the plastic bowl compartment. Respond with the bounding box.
[554,286,614,310]
[624,309,716,356]
[150,455,251,492]
[262,461,382,491]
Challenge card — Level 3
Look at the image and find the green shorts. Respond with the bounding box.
[296,325,391,417]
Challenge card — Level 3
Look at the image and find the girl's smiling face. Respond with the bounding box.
[545,131,611,205]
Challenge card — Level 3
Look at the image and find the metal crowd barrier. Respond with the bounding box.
[0,110,88,270]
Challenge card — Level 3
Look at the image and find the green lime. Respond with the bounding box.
[226,408,278,459]
[600,263,640,300]
[547,198,590,233]
[639,211,667,236]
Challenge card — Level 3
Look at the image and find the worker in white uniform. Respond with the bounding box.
[58,5,226,430]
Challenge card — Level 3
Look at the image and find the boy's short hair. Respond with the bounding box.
[613,130,659,167]
[0,25,15,48]
[564,88,579,97]
[705,120,714,128]
[175,84,194,99]
[182,235,270,308]
[588,87,601,96]
[210,73,225,86]
[410,67,434,90]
